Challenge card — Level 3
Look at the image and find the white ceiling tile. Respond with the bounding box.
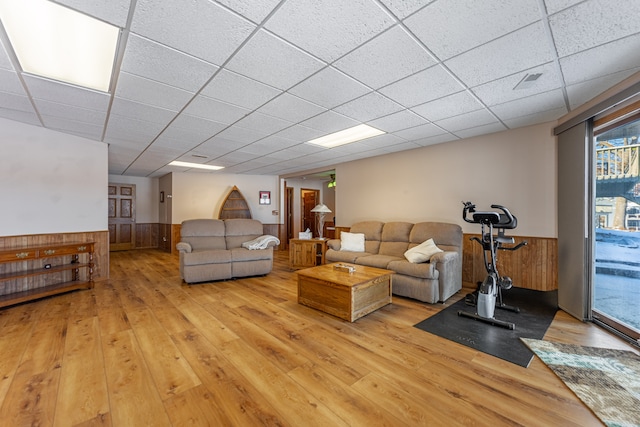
[152,134,202,151]
[358,133,407,149]
[550,0,640,57]
[392,122,445,140]
[289,67,370,109]
[444,22,554,87]
[0,69,23,95]
[131,0,255,65]
[200,69,282,110]
[471,63,562,106]
[454,122,508,139]
[265,0,395,62]
[110,98,176,124]
[335,25,436,89]
[406,0,540,60]
[367,109,429,133]
[107,114,166,138]
[0,40,12,70]
[54,0,131,26]
[0,107,40,126]
[235,111,294,135]
[334,92,403,122]
[121,34,218,92]
[434,109,499,133]
[254,135,299,150]
[41,115,103,140]
[501,107,566,129]
[543,0,582,15]
[300,110,360,134]
[34,99,106,126]
[226,29,325,90]
[0,92,32,112]
[272,125,325,143]
[24,75,110,111]
[566,68,640,110]
[412,91,484,122]
[257,93,326,123]
[214,125,269,144]
[560,35,640,86]
[164,114,227,140]
[215,0,281,23]
[378,0,431,19]
[380,65,465,107]
[411,133,458,147]
[183,95,250,124]
[490,89,567,121]
[115,72,193,111]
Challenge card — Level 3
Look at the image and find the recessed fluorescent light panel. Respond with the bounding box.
[307,124,385,148]
[0,0,120,92]
[169,161,224,171]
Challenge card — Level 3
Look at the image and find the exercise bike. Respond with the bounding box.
[459,202,527,330]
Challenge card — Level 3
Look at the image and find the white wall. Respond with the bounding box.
[0,118,108,236]
[335,122,557,237]
[108,174,159,223]
[171,172,280,224]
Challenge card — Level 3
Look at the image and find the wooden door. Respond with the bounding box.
[302,189,319,236]
[286,186,293,249]
[108,183,136,251]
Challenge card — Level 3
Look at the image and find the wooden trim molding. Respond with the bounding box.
[463,234,558,291]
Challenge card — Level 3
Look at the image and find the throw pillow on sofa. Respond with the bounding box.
[340,232,365,252]
[404,238,443,263]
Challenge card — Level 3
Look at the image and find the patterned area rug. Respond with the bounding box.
[521,338,640,427]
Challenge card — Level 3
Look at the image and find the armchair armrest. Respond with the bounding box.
[176,242,192,253]
[430,251,462,302]
[327,239,341,251]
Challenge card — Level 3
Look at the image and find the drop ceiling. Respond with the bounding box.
[1,0,639,178]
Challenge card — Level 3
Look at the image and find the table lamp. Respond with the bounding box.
[311,203,332,239]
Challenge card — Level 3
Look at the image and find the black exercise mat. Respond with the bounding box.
[414,288,558,367]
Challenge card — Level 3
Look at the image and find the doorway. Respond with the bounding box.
[301,189,319,237]
[108,183,136,251]
[592,111,640,341]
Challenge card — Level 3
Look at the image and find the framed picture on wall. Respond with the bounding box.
[259,191,270,205]
[160,191,164,203]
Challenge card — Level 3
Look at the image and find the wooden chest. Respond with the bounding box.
[297,263,393,322]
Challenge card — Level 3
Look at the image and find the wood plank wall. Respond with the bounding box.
[463,233,558,291]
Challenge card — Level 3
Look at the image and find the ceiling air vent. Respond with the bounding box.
[514,73,542,90]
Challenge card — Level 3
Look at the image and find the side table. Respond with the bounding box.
[289,238,328,270]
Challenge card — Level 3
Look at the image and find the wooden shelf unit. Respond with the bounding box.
[289,238,327,270]
[0,242,95,308]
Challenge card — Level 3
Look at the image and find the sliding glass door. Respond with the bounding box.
[593,114,640,341]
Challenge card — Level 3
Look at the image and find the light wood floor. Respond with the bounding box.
[0,249,637,426]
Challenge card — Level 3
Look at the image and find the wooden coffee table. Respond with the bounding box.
[296,263,393,322]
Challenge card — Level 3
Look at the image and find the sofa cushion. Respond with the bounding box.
[182,249,231,266]
[387,259,439,280]
[404,238,443,263]
[230,247,273,262]
[340,232,365,252]
[181,219,226,251]
[225,218,264,249]
[349,221,384,254]
[325,250,373,263]
[410,222,462,254]
[356,254,400,270]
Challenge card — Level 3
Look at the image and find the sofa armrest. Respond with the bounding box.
[327,239,341,251]
[176,242,192,253]
[430,251,462,302]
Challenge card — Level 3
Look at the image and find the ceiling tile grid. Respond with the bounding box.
[0,0,639,177]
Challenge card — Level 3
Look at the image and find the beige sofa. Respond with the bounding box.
[176,218,278,284]
[325,221,462,303]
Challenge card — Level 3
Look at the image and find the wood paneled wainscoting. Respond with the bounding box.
[462,233,558,291]
[0,231,109,299]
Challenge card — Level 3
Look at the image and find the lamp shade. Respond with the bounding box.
[311,203,332,213]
